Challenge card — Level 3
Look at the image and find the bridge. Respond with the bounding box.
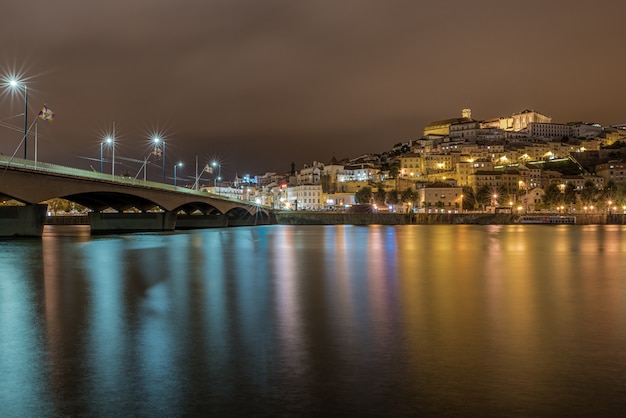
[0,155,274,237]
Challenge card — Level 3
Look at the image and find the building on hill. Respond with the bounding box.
[399,153,422,178]
[570,123,603,139]
[510,109,552,131]
[337,163,379,182]
[595,161,626,185]
[297,161,324,185]
[468,170,503,192]
[320,156,345,193]
[527,122,571,138]
[520,187,545,212]
[416,182,463,213]
[423,109,474,136]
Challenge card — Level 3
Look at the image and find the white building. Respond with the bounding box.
[337,165,379,182]
[297,161,324,185]
[527,122,571,138]
[287,184,323,210]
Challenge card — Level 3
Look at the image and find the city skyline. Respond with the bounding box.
[1,0,626,179]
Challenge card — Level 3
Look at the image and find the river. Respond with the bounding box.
[1,224,626,417]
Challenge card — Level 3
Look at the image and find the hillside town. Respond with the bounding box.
[204,109,626,214]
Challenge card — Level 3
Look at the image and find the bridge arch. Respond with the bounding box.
[63,192,161,213]
[173,201,225,215]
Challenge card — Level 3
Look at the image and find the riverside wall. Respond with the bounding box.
[45,212,626,226]
[275,211,626,226]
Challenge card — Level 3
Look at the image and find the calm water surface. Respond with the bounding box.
[1,224,626,417]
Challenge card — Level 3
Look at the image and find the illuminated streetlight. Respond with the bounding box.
[8,78,28,159]
[105,136,115,177]
[212,161,221,194]
[174,162,183,186]
[153,136,165,183]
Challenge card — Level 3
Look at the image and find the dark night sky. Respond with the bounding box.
[1,0,625,180]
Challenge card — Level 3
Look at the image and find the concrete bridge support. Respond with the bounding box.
[227,212,271,226]
[0,204,48,237]
[175,213,229,229]
[88,211,177,234]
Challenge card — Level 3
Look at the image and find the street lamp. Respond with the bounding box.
[8,78,28,159]
[174,162,183,186]
[212,161,221,194]
[105,136,115,177]
[100,141,104,173]
[153,136,165,183]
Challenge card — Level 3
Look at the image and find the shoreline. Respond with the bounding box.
[45,212,626,226]
[274,211,626,225]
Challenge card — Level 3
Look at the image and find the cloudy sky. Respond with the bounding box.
[1,0,625,180]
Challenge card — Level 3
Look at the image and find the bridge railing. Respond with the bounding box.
[0,154,263,206]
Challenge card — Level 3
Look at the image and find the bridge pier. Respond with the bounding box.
[175,213,228,229]
[0,204,48,237]
[88,211,176,234]
[228,212,269,227]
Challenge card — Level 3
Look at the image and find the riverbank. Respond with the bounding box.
[275,211,626,225]
[45,212,626,226]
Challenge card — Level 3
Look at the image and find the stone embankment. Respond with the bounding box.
[275,211,626,225]
[46,212,626,226]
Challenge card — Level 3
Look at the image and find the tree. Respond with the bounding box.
[462,186,476,212]
[388,162,400,179]
[400,188,418,212]
[495,185,508,206]
[580,180,597,206]
[542,183,562,209]
[475,185,492,211]
[374,185,387,206]
[387,189,400,209]
[354,186,372,204]
[601,180,618,204]
[563,183,577,208]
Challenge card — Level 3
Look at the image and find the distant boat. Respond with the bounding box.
[519,215,576,224]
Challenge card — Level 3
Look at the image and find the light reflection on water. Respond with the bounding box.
[1,225,626,416]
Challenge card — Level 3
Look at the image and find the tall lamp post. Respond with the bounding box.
[174,162,183,186]
[8,79,28,159]
[105,136,115,177]
[212,161,221,195]
[100,141,104,173]
[103,122,116,177]
[153,136,165,183]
